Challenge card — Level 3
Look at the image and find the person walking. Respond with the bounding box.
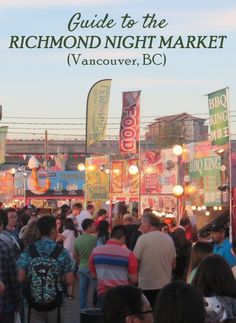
[0,212,21,323]
[17,215,74,323]
[134,213,176,308]
[89,225,138,306]
[74,218,97,309]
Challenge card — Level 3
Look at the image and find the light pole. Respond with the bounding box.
[10,167,17,200]
[173,145,184,224]
[23,172,27,206]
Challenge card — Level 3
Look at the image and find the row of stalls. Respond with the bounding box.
[0,139,234,229]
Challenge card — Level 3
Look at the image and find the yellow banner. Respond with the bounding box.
[85,155,109,200]
[0,126,8,164]
[86,79,111,150]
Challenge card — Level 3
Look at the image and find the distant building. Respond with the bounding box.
[145,113,208,146]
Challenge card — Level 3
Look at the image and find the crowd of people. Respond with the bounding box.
[1,202,236,323]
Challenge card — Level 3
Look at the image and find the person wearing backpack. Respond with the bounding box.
[17,215,74,323]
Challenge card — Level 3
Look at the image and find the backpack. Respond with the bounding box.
[27,243,63,311]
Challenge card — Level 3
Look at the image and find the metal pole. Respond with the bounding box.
[227,88,233,240]
[45,130,48,169]
[23,175,26,206]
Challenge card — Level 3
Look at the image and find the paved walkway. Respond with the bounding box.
[61,276,94,323]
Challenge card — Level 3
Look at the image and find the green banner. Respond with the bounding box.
[188,156,222,206]
[208,88,229,146]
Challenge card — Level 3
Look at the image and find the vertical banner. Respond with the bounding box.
[208,88,229,146]
[0,126,8,164]
[183,141,223,207]
[119,91,141,153]
[86,79,112,152]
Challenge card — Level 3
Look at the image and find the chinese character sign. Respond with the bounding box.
[208,88,229,146]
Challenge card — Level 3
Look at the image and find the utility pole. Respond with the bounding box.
[45,130,48,169]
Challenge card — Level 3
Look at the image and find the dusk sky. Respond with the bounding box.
[0,0,235,140]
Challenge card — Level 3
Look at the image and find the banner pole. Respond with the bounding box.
[138,135,141,217]
[227,88,233,240]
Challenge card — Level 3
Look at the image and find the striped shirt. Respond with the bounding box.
[89,240,137,295]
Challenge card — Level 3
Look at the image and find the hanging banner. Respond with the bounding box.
[140,149,177,195]
[85,155,109,200]
[0,126,8,164]
[110,159,139,197]
[208,88,229,146]
[86,79,112,151]
[184,141,222,207]
[26,171,85,197]
[0,171,13,202]
[119,91,141,153]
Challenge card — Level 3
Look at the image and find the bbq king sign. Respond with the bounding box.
[119,91,141,153]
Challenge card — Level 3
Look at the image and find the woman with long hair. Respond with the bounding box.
[21,220,40,249]
[187,242,213,283]
[192,254,236,322]
[154,281,205,323]
[96,220,109,246]
[102,285,153,323]
[56,217,78,299]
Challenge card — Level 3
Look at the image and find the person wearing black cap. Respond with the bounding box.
[211,223,236,267]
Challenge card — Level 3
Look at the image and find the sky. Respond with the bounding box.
[0,0,236,141]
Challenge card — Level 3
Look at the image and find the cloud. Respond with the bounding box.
[165,8,236,32]
[0,0,139,8]
[114,76,220,88]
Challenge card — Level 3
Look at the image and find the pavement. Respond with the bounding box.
[60,276,94,323]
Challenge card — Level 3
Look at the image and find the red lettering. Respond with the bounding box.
[122,116,135,127]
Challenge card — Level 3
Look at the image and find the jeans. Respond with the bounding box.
[78,268,92,309]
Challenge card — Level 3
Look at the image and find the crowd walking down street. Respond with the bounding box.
[1,203,236,323]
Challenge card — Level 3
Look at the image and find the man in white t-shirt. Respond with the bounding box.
[134,213,176,308]
[67,203,82,230]
[77,204,94,232]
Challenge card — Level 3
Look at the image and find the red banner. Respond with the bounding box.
[119,91,141,153]
[140,149,177,195]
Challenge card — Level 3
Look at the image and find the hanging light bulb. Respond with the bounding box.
[128,165,139,175]
[173,185,184,197]
[173,145,183,156]
[77,163,85,171]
